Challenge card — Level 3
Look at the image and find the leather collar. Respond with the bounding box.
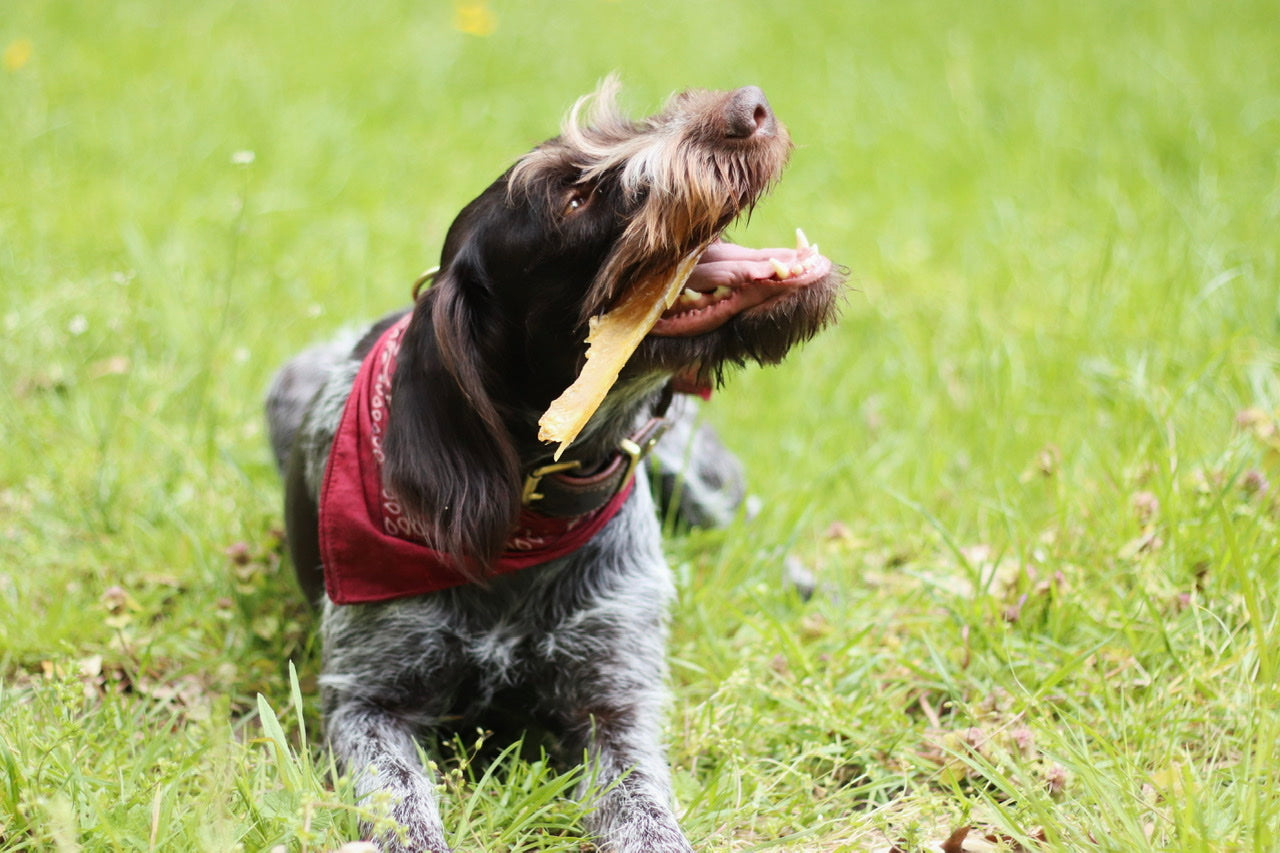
[521,417,669,517]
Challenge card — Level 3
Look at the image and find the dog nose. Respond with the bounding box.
[723,86,775,138]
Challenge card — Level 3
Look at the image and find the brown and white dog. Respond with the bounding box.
[265,79,841,852]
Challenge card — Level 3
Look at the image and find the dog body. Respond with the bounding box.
[267,80,840,852]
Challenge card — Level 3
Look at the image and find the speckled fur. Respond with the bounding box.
[320,469,681,852]
[271,339,695,852]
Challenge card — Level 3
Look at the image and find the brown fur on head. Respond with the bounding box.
[509,76,795,323]
[383,78,840,578]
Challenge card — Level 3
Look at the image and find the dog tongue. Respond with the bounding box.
[537,247,704,459]
[685,232,823,290]
[651,232,833,337]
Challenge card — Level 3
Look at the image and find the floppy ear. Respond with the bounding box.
[381,260,521,579]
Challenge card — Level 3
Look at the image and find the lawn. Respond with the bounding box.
[2,0,1279,850]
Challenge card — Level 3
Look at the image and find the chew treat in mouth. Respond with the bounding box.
[537,229,835,458]
[537,249,704,459]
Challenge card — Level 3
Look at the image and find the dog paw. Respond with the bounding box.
[362,814,452,853]
[599,831,694,853]
[594,805,694,853]
[370,829,452,853]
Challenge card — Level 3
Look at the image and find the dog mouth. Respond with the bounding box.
[648,230,834,337]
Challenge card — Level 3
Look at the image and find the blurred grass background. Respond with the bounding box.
[2,0,1279,849]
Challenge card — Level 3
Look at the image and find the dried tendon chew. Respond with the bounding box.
[538,250,702,458]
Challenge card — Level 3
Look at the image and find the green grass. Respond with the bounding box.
[3,0,1279,849]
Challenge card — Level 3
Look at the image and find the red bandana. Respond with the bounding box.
[319,314,634,604]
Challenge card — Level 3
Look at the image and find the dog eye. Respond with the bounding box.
[563,186,592,216]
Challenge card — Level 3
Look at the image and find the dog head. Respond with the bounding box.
[384,79,842,576]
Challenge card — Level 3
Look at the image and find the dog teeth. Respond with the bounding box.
[770,258,791,280]
[712,285,731,300]
[679,287,700,304]
[795,228,810,251]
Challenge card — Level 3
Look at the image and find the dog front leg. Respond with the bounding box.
[327,700,451,853]
[570,704,694,853]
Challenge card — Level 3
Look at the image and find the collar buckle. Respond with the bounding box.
[521,459,583,505]
[617,419,670,487]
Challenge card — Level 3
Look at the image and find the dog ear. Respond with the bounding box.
[381,258,522,579]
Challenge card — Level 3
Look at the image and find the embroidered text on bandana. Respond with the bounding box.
[319,314,633,604]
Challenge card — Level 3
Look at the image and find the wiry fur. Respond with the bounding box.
[510,75,792,320]
[265,79,841,853]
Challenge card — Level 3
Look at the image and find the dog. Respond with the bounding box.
[265,78,841,852]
